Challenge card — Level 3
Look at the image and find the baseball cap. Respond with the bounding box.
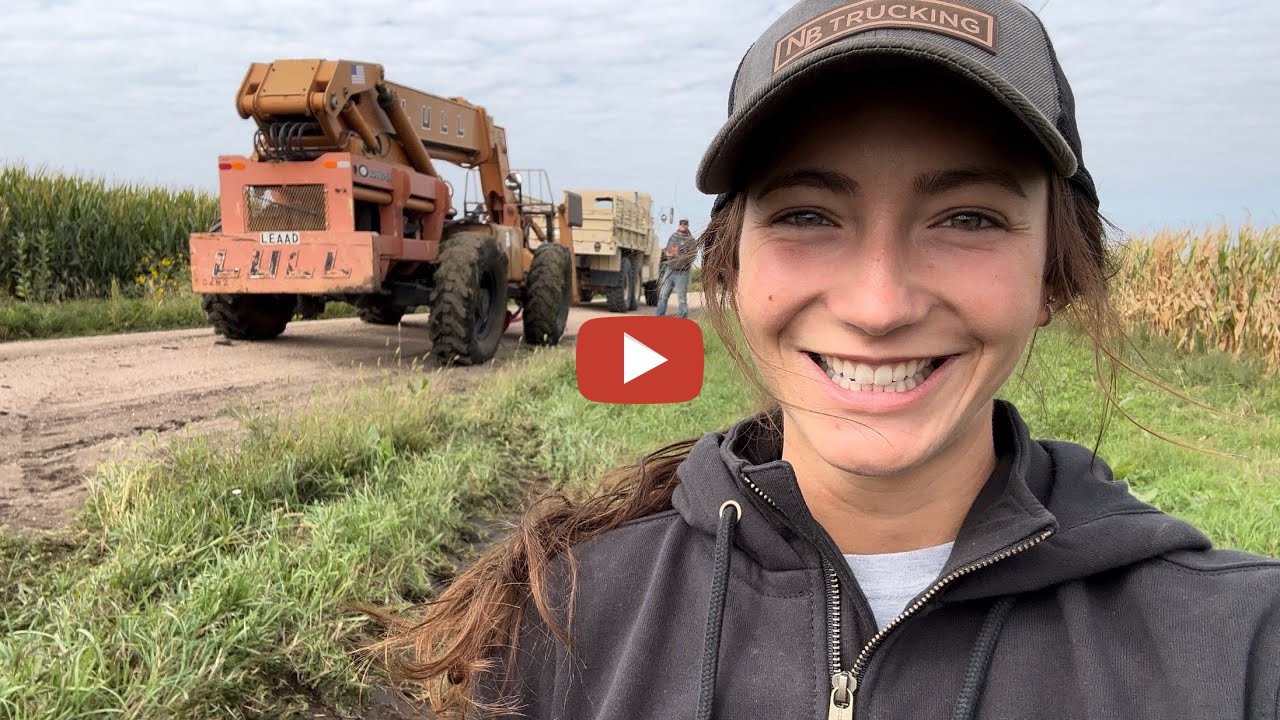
[697,0,1097,209]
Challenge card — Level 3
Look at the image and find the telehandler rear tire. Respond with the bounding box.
[295,296,326,320]
[356,297,407,326]
[429,232,509,366]
[202,293,296,340]
[606,257,631,313]
[579,288,594,303]
[523,243,572,346]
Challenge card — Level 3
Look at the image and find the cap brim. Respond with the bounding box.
[696,36,1079,196]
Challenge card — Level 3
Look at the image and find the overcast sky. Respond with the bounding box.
[2,0,1277,237]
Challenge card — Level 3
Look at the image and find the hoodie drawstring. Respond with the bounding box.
[950,596,1017,720]
[697,500,740,720]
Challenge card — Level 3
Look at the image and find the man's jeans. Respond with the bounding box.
[655,269,690,319]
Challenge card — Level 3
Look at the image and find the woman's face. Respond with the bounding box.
[736,81,1051,479]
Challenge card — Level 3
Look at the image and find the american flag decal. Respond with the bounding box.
[351,64,366,85]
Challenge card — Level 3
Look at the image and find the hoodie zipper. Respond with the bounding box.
[835,528,1055,718]
[739,471,1053,720]
[739,474,846,707]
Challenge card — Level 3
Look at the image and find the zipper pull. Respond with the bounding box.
[827,671,856,720]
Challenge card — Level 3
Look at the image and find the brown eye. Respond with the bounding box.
[780,211,832,228]
[943,213,997,231]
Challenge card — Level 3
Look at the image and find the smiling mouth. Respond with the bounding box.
[805,352,949,393]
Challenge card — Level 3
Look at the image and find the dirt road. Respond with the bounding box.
[0,296,704,533]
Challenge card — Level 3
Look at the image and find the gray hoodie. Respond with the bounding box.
[493,401,1280,719]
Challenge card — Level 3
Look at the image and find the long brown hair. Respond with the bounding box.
[359,171,1132,717]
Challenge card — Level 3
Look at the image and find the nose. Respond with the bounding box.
[825,220,929,337]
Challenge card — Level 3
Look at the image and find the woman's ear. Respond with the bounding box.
[1037,295,1057,328]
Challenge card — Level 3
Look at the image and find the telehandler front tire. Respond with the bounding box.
[523,243,572,346]
[429,232,509,366]
[202,293,296,340]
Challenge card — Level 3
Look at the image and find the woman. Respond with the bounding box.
[372,1,1280,717]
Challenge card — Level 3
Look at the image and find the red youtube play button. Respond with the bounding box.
[576,317,704,404]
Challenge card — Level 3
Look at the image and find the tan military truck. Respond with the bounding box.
[569,190,661,312]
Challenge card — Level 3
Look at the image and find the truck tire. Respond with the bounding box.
[356,297,406,325]
[627,260,640,311]
[606,257,631,313]
[578,288,594,303]
[523,243,572,346]
[643,280,660,307]
[202,293,296,340]
[429,232,509,366]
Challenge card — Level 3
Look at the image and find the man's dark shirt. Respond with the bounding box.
[665,230,696,271]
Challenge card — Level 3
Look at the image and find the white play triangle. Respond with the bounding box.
[622,332,668,384]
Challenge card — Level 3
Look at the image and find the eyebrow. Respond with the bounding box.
[912,166,1029,199]
[755,168,861,200]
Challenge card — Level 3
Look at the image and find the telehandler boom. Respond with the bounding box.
[189,59,582,365]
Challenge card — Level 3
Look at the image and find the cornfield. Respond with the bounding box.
[0,164,217,301]
[3,162,1278,371]
[1112,223,1280,373]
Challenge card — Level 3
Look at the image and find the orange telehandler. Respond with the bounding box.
[188,59,582,365]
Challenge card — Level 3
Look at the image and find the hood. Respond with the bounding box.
[670,400,1212,601]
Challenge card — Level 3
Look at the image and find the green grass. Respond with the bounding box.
[1000,327,1280,557]
[0,292,358,342]
[1,323,1277,718]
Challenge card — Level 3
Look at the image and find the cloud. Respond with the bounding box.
[1,0,1276,234]
[1038,0,1280,231]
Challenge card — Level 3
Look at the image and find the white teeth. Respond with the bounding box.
[892,362,907,383]
[842,358,857,379]
[873,365,893,386]
[854,363,874,385]
[818,354,939,394]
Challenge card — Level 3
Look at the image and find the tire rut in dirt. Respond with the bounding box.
[201,293,296,340]
[428,232,509,366]
[523,243,572,346]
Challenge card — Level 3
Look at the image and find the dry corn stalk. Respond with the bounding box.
[1112,223,1280,374]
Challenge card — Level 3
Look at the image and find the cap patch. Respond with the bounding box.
[773,0,998,72]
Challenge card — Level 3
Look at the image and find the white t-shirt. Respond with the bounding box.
[844,542,954,629]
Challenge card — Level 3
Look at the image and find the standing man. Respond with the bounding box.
[655,219,696,318]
